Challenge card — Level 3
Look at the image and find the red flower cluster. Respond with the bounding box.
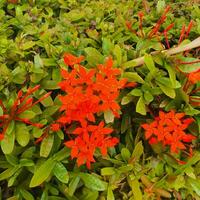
[0,85,51,140]
[58,53,126,168]
[65,121,118,168]
[142,110,196,153]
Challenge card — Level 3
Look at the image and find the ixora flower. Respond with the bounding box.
[188,69,200,84]
[141,110,196,154]
[58,53,126,168]
[65,121,118,169]
[63,53,84,67]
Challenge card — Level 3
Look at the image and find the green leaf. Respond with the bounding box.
[129,88,143,97]
[144,91,154,103]
[121,96,132,105]
[22,41,36,50]
[34,54,43,69]
[178,57,200,73]
[0,106,3,116]
[68,176,80,196]
[130,88,143,96]
[136,96,146,115]
[40,134,54,158]
[20,189,34,200]
[122,60,137,69]
[121,148,131,162]
[102,38,113,55]
[188,177,200,196]
[165,64,176,88]
[80,188,98,200]
[157,83,176,98]
[16,123,30,147]
[101,167,116,176]
[18,110,36,119]
[113,45,122,65]
[156,77,180,89]
[131,141,144,162]
[0,166,20,181]
[5,154,18,166]
[40,95,54,107]
[144,54,157,74]
[65,9,85,21]
[6,120,15,135]
[85,47,104,66]
[128,178,142,200]
[52,68,61,82]
[8,168,22,187]
[104,110,114,123]
[1,130,15,154]
[19,159,34,167]
[29,158,56,187]
[53,162,69,184]
[52,147,71,162]
[41,80,60,90]
[79,173,108,191]
[123,72,144,83]
[107,186,115,200]
[157,0,166,13]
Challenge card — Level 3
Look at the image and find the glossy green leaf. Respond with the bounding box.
[188,177,200,196]
[101,167,116,176]
[128,178,142,200]
[30,158,56,187]
[144,54,157,74]
[121,148,131,162]
[130,88,143,96]
[85,47,104,66]
[121,96,132,105]
[113,44,122,65]
[131,141,144,162]
[79,173,108,191]
[0,107,3,116]
[123,72,144,83]
[15,123,30,147]
[53,162,69,184]
[0,166,20,181]
[40,134,54,158]
[107,186,115,200]
[165,64,176,88]
[20,189,34,200]
[18,110,36,119]
[144,91,154,103]
[68,176,80,196]
[157,83,176,98]
[1,130,15,154]
[178,57,200,73]
[136,96,146,115]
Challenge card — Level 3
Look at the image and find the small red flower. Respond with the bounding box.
[188,70,200,84]
[142,110,196,154]
[63,53,84,67]
[65,121,118,169]
[50,123,60,132]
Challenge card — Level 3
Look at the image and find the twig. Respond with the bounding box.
[123,37,200,68]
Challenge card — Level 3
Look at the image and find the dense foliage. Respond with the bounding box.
[0,0,200,199]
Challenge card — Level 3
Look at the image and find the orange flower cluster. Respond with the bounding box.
[142,110,196,153]
[58,53,126,168]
